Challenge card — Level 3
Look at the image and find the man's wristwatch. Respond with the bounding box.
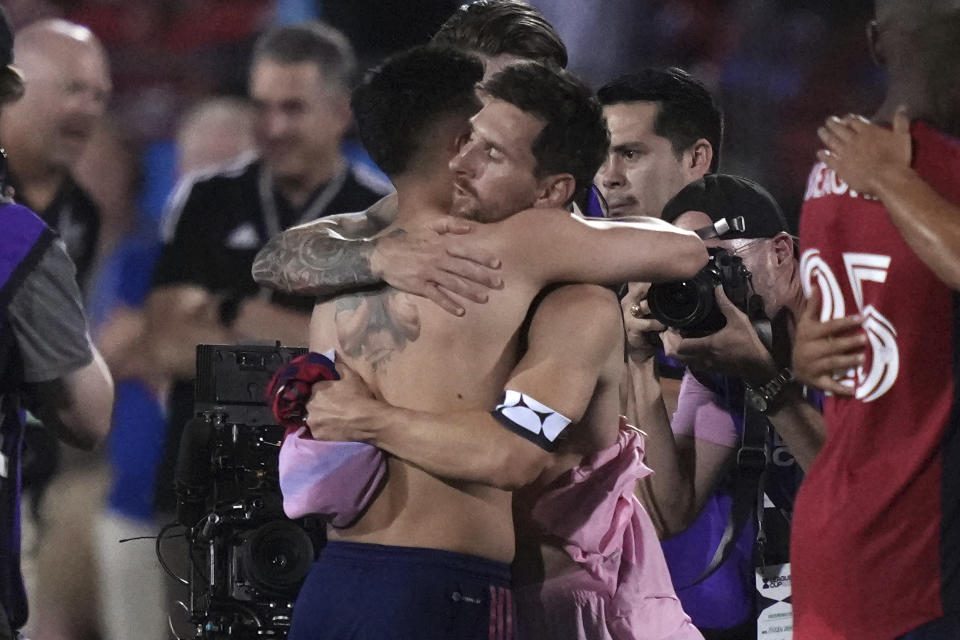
[745,367,794,414]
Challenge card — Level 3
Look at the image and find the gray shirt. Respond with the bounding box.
[7,238,92,385]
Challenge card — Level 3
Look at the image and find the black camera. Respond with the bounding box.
[647,247,758,337]
[171,343,323,639]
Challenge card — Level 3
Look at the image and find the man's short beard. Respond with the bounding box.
[449,198,482,221]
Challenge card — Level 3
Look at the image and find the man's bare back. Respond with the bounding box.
[310,212,583,562]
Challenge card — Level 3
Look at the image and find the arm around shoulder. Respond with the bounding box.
[818,108,960,290]
[252,213,382,296]
[499,210,708,287]
[870,162,960,290]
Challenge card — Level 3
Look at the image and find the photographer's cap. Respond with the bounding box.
[661,174,789,240]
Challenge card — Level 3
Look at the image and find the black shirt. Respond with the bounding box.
[8,171,101,290]
[154,156,391,310]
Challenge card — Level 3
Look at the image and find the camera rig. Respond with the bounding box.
[167,343,324,639]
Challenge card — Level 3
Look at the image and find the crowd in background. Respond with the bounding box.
[6,0,881,234]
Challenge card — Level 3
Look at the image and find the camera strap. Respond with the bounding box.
[0,600,13,640]
[682,398,768,588]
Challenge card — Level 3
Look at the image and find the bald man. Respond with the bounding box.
[175,96,255,175]
[0,19,111,287]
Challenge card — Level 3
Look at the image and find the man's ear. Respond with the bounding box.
[684,139,714,179]
[867,20,884,68]
[772,232,796,266]
[329,90,354,136]
[534,173,576,209]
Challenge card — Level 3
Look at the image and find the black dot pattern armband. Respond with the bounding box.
[491,390,572,452]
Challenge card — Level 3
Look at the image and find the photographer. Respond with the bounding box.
[626,174,824,639]
[0,8,114,636]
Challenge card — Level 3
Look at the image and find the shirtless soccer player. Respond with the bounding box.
[280,47,706,640]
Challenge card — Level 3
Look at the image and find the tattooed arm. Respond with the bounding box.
[252,198,504,315]
[251,210,385,295]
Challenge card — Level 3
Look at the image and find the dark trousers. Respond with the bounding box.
[897,614,960,640]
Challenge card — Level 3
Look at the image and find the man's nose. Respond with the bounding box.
[261,110,290,140]
[598,156,624,188]
[449,141,475,175]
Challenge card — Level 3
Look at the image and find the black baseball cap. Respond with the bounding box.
[661,174,789,240]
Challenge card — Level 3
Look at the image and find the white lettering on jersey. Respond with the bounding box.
[800,249,846,322]
[799,249,899,402]
[803,162,880,202]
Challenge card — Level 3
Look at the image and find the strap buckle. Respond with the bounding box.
[737,445,767,473]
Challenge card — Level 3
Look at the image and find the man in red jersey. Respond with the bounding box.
[792,4,960,639]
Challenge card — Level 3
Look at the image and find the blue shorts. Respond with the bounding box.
[288,541,516,640]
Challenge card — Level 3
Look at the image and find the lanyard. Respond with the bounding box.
[257,162,349,239]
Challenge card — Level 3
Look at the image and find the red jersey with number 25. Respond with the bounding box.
[794,121,960,640]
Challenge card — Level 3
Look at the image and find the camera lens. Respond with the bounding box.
[648,280,702,325]
[239,520,315,598]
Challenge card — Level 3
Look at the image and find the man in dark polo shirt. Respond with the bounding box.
[147,21,389,512]
[0,19,111,290]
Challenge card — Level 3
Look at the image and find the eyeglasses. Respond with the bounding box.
[729,239,767,255]
[727,234,798,256]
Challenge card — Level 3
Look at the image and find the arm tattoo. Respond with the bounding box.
[252,213,394,296]
[334,289,421,371]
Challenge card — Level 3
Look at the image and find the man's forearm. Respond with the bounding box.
[252,226,381,296]
[342,400,549,491]
[872,164,960,290]
[626,358,694,536]
[766,385,825,471]
[32,348,114,451]
[144,286,233,379]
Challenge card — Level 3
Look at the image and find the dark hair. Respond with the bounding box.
[482,62,608,204]
[432,0,567,69]
[598,68,724,173]
[352,45,483,176]
[253,21,357,89]
[917,10,960,137]
[875,0,960,31]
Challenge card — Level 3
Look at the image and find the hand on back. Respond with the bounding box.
[817,106,912,195]
[372,216,503,316]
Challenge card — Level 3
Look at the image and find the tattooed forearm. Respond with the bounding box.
[252,227,380,295]
[252,212,393,296]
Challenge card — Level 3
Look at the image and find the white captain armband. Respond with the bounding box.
[491,390,572,452]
